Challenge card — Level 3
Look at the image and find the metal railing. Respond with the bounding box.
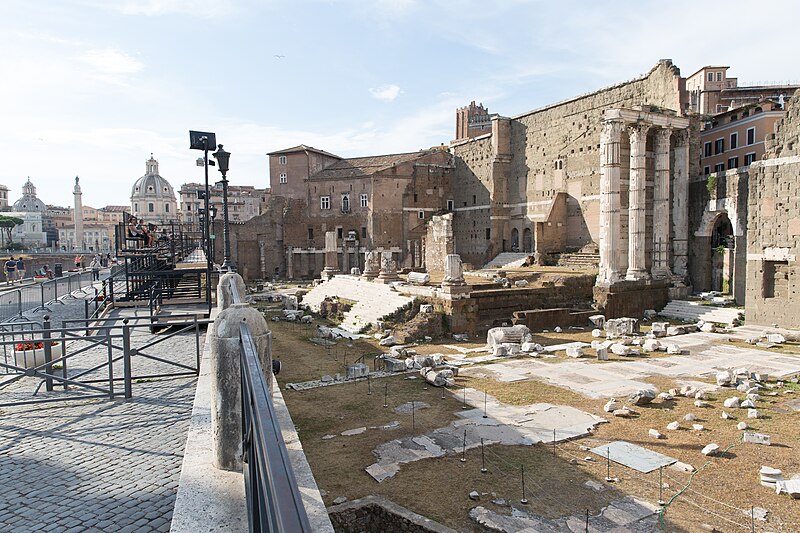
[230,278,312,532]
[0,314,206,404]
[0,269,104,323]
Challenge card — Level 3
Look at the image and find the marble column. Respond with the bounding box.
[321,231,340,280]
[652,127,672,279]
[672,129,690,279]
[626,123,651,281]
[597,119,625,285]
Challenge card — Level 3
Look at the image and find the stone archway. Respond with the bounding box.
[511,228,520,252]
[522,228,533,253]
[710,213,734,294]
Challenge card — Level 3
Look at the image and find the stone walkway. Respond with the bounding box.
[0,301,199,532]
[460,330,800,399]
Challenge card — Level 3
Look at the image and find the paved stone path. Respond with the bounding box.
[0,300,199,532]
[460,330,800,399]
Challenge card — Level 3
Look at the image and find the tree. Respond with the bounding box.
[0,216,24,246]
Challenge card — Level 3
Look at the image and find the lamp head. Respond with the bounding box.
[212,144,230,173]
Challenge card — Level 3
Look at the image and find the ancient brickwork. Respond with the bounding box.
[746,90,800,326]
[450,60,692,269]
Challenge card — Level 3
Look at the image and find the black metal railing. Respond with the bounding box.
[231,278,312,532]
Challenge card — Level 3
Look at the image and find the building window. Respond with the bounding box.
[485,228,491,240]
[165,203,170,213]
[716,72,722,81]
[714,138,724,155]
[413,193,418,203]
[279,173,287,184]
[279,156,287,165]
[341,194,350,212]
[730,132,738,150]
[148,203,154,212]
[361,227,367,238]
[728,157,739,170]
[707,72,714,82]
[187,205,191,212]
[704,142,712,157]
[320,196,330,210]
[337,227,343,239]
[447,199,454,211]
[307,227,313,240]
[746,127,755,145]
[703,166,711,175]
[360,193,368,207]
[714,163,725,173]
[745,152,757,165]
[134,203,138,212]
[418,211,424,219]
[472,195,477,205]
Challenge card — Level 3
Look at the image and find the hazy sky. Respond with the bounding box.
[2,0,798,208]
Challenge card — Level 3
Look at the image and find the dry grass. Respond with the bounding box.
[267,307,800,532]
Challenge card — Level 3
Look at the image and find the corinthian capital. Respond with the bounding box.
[627,123,651,146]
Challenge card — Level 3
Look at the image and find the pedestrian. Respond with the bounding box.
[5,256,16,285]
[90,256,101,281]
[15,257,25,282]
[74,254,82,270]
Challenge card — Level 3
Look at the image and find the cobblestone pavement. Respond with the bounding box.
[0,300,200,532]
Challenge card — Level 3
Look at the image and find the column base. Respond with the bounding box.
[650,267,673,281]
[625,269,650,281]
[320,268,340,281]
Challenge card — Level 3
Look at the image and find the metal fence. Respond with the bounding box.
[0,269,104,323]
[0,314,206,404]
[230,278,312,532]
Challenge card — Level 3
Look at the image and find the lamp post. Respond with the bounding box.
[189,130,217,311]
[212,144,234,272]
[209,205,218,268]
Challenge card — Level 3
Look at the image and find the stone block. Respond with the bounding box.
[604,317,639,336]
[651,322,669,337]
[743,432,771,446]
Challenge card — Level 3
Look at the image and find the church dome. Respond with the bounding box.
[130,155,176,201]
[12,178,47,212]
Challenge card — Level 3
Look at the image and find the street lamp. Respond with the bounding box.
[189,130,217,310]
[212,144,234,272]
[209,204,218,267]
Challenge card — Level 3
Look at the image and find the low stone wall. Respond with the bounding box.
[470,274,595,328]
[593,279,669,319]
[328,496,456,533]
[512,308,596,330]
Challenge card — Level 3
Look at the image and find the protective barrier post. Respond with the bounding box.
[42,316,53,392]
[123,319,132,399]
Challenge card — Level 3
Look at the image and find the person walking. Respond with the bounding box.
[5,256,16,285]
[90,256,101,281]
[15,257,25,282]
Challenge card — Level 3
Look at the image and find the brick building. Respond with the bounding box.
[225,146,453,279]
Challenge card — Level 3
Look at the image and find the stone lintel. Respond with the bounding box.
[603,108,690,129]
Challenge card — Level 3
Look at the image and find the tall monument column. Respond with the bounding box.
[597,118,625,285]
[626,123,651,281]
[73,176,85,252]
[672,130,690,279]
[652,128,672,279]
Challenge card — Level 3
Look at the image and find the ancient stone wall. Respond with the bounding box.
[746,90,800,326]
[450,60,693,268]
[424,212,454,273]
[328,496,456,533]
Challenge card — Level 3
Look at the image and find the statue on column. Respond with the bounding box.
[376,251,400,284]
[361,250,380,280]
[440,253,471,299]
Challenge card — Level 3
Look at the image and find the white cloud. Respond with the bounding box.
[100,0,238,18]
[369,84,401,102]
[76,48,144,85]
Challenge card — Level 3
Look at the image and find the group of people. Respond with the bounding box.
[4,257,26,285]
[127,217,170,248]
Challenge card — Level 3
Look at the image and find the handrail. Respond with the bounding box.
[239,325,311,533]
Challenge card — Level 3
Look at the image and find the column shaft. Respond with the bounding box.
[652,128,672,279]
[626,123,651,280]
[597,119,625,285]
[672,130,690,279]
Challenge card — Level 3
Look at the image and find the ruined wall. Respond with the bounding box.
[450,60,690,267]
[424,212,454,273]
[688,167,748,303]
[219,202,286,281]
[746,91,800,326]
[328,496,456,533]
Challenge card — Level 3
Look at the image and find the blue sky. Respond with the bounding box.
[1,0,798,208]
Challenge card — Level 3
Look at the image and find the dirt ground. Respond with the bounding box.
[263,303,800,532]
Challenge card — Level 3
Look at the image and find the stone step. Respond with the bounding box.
[482,253,530,269]
[302,275,414,333]
[660,300,742,325]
